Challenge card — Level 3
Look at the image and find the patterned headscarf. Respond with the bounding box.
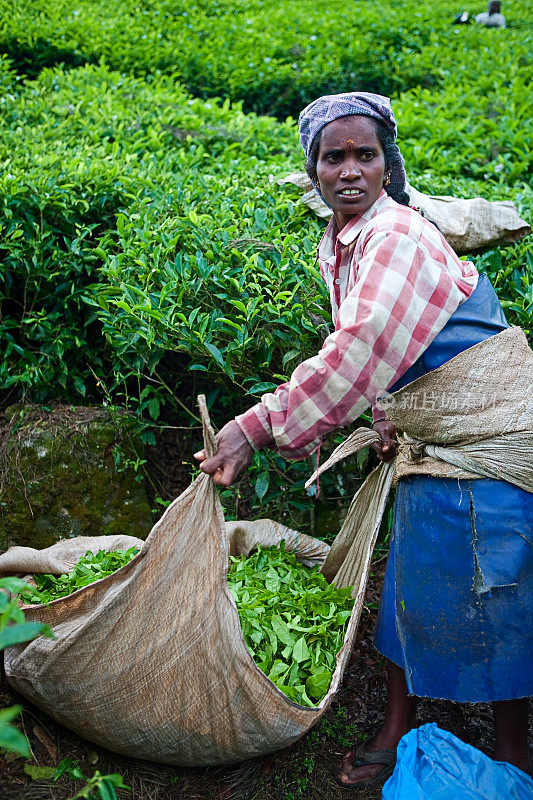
[298,91,407,195]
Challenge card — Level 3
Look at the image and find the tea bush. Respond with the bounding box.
[0,0,531,525]
[0,64,328,405]
[1,61,529,408]
[1,0,531,119]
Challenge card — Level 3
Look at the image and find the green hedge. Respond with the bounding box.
[1,60,531,412]
[1,0,531,118]
[1,0,532,526]
[0,64,325,408]
[2,60,530,412]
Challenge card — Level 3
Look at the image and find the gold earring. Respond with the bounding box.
[384,174,391,187]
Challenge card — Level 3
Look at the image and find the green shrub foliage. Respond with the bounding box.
[1,61,530,406]
[0,1,531,527]
[1,0,531,120]
[0,65,328,403]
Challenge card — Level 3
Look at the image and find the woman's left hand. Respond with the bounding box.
[372,420,398,462]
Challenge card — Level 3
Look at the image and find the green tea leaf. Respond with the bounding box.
[271,614,295,647]
[0,577,35,594]
[0,723,31,757]
[54,757,86,781]
[305,670,333,701]
[254,471,270,501]
[97,779,118,800]
[0,706,23,725]
[24,765,57,780]
[204,342,226,370]
[292,636,310,663]
[245,382,279,396]
[102,774,130,788]
[227,545,354,706]
[0,622,53,649]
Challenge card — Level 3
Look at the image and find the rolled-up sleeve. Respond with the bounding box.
[236,211,477,459]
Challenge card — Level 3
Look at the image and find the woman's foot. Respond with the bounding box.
[338,660,417,788]
[337,725,406,788]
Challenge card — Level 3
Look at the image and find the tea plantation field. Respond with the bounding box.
[0,4,532,797]
[1,0,532,517]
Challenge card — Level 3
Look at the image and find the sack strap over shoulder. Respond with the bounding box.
[305,327,532,591]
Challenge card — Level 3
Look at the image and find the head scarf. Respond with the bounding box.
[298,91,407,196]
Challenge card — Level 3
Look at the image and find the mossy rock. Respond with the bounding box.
[0,405,153,552]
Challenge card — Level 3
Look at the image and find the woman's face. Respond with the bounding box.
[316,116,387,229]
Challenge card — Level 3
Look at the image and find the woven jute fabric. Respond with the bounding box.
[0,398,376,767]
[0,535,144,576]
[305,327,532,591]
[305,429,394,593]
[390,326,533,489]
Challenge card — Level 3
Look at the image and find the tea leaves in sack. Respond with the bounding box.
[26,548,139,604]
[227,543,354,706]
[24,543,353,706]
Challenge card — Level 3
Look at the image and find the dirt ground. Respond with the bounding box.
[0,420,524,800]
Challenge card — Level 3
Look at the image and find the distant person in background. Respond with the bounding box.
[194,91,532,791]
[476,0,506,27]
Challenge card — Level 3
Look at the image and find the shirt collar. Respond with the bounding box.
[317,190,390,263]
[337,190,389,245]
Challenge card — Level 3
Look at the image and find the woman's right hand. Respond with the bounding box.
[193,420,253,487]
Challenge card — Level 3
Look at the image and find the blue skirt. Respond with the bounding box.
[374,476,533,702]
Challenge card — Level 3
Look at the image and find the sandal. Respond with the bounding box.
[336,742,397,791]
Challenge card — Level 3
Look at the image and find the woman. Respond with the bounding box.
[194,92,532,789]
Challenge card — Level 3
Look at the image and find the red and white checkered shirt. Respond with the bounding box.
[235,191,478,459]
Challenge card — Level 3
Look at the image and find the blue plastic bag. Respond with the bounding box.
[382,723,533,799]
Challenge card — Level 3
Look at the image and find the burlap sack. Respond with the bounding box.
[277,172,531,254]
[0,399,376,766]
[305,327,532,589]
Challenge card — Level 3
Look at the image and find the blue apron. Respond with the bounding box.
[373,274,533,701]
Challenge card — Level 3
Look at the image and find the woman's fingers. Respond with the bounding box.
[194,420,253,487]
[372,420,398,462]
[198,453,239,486]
